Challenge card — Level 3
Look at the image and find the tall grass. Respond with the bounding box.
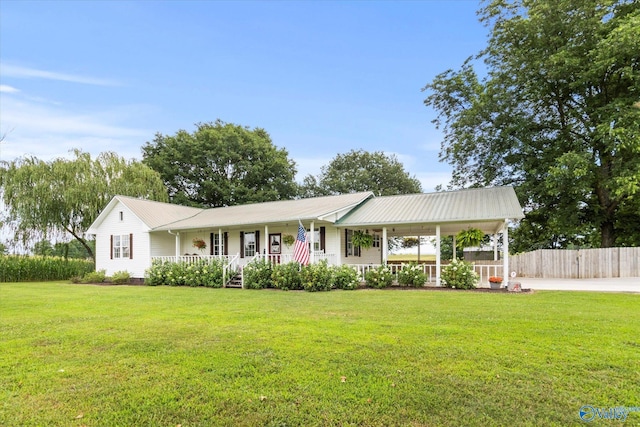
[0,255,94,282]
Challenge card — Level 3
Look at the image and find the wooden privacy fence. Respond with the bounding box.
[510,248,640,278]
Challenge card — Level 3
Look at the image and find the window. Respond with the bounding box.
[213,233,224,256]
[345,229,361,257]
[244,232,256,257]
[308,229,321,252]
[373,234,381,248]
[112,234,131,259]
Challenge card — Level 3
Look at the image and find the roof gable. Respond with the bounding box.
[87,196,203,233]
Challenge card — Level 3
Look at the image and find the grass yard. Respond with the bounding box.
[1,283,638,426]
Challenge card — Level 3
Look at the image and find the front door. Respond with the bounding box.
[269,233,281,263]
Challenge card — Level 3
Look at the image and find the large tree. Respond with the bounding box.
[142,120,298,207]
[300,149,422,197]
[423,0,640,249]
[0,150,167,259]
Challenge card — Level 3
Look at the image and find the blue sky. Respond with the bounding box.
[0,0,487,192]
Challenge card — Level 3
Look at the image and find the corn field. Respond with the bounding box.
[0,255,95,282]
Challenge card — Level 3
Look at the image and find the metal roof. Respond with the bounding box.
[116,196,203,229]
[337,186,524,228]
[154,192,374,230]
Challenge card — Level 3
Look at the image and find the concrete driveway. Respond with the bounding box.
[515,277,640,293]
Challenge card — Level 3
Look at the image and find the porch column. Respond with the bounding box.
[452,235,457,260]
[502,220,509,281]
[218,228,223,259]
[175,232,181,261]
[417,235,421,262]
[436,225,441,286]
[493,233,499,261]
[264,225,269,257]
[382,227,388,265]
[309,221,315,264]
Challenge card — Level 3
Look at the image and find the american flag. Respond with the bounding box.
[293,221,310,265]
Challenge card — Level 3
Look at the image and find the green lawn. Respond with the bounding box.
[1,283,638,426]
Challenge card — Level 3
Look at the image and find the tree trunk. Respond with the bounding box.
[600,221,616,248]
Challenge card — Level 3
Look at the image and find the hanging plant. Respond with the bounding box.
[192,237,207,251]
[351,230,373,249]
[456,227,485,248]
[282,234,295,247]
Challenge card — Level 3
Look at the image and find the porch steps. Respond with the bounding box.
[226,272,243,288]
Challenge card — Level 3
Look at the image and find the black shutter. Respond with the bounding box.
[255,230,260,254]
[320,227,326,252]
[129,233,133,259]
[210,233,214,256]
[345,229,349,258]
[110,235,113,259]
[224,232,228,255]
[240,232,244,258]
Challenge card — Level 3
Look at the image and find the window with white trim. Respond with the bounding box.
[244,232,256,257]
[213,233,224,256]
[112,234,130,259]
[308,229,321,252]
[373,234,381,248]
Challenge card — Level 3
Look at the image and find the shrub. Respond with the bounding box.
[0,255,94,282]
[397,263,427,287]
[332,264,360,290]
[441,258,478,289]
[82,270,106,283]
[271,262,303,290]
[144,259,224,287]
[243,258,273,289]
[364,265,393,289]
[301,260,333,292]
[110,270,131,285]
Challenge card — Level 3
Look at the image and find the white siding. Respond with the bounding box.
[150,231,176,257]
[94,201,151,278]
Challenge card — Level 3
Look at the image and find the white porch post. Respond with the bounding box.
[494,233,499,261]
[309,221,315,264]
[502,220,509,281]
[382,227,388,265]
[452,235,457,260]
[417,234,421,262]
[264,225,269,257]
[436,225,441,286]
[175,232,181,261]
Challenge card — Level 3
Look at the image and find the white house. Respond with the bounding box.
[87,186,525,285]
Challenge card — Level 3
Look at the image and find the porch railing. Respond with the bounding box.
[248,252,338,266]
[351,263,504,287]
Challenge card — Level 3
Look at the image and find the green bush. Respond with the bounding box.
[441,258,479,289]
[110,270,131,285]
[271,262,303,290]
[364,265,393,289]
[243,258,273,289]
[81,270,106,283]
[0,255,94,282]
[397,263,427,287]
[301,260,333,292]
[332,264,360,290]
[144,259,224,287]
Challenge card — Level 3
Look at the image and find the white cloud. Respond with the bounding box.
[294,156,330,182]
[0,85,20,93]
[415,171,451,193]
[1,64,119,86]
[0,95,151,162]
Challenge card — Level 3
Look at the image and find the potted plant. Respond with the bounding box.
[282,234,295,247]
[192,237,207,252]
[456,227,485,248]
[488,276,503,289]
[351,230,373,249]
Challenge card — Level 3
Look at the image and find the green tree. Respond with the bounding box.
[300,149,422,197]
[423,0,640,249]
[142,120,298,207]
[0,150,167,260]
